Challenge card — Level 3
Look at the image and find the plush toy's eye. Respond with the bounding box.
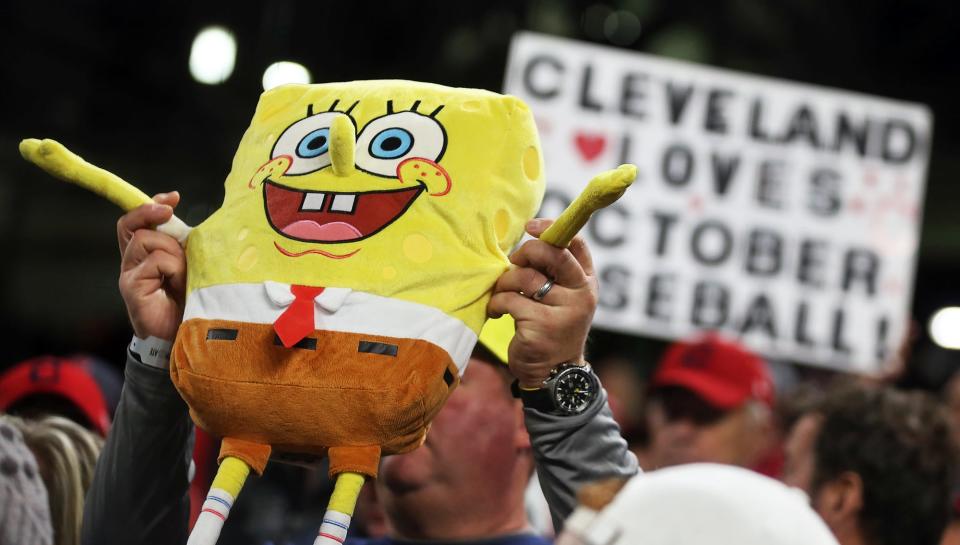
[297,128,330,158]
[369,128,413,159]
[356,112,446,177]
[272,112,345,175]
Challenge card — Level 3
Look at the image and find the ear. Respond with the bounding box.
[814,471,864,531]
[512,400,531,450]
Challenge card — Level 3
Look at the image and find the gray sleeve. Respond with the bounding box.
[524,387,640,532]
[81,349,194,545]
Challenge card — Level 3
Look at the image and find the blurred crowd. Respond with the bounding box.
[2,325,958,545]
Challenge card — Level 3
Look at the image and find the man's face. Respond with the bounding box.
[646,389,767,468]
[378,355,524,496]
[782,413,822,494]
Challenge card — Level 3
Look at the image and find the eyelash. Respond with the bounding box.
[303,99,445,122]
[304,99,360,118]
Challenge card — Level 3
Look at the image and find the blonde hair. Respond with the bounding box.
[2,415,103,545]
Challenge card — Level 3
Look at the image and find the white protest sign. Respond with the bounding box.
[504,32,932,374]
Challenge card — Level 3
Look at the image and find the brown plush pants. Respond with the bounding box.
[170,318,460,477]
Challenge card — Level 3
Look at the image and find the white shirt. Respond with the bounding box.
[183,282,477,374]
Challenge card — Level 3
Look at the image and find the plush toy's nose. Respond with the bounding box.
[330,114,356,177]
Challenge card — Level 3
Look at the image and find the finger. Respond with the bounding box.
[153,191,181,208]
[527,218,596,277]
[132,251,187,295]
[493,267,578,306]
[487,291,543,321]
[509,239,588,289]
[565,235,596,278]
[140,252,186,287]
[525,217,554,237]
[493,266,550,297]
[121,229,185,273]
[116,192,180,255]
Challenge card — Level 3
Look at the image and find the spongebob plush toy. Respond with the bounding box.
[20,80,635,545]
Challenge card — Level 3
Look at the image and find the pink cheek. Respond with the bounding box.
[248,155,292,188]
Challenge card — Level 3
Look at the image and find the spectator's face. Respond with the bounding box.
[782,413,822,493]
[646,390,768,468]
[378,356,526,498]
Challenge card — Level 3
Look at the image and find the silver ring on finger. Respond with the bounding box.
[531,279,555,302]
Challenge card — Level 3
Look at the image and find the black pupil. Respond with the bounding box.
[306,135,327,151]
[381,136,402,151]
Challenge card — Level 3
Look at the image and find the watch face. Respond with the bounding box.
[554,368,596,414]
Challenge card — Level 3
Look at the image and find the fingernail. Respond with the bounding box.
[526,218,546,230]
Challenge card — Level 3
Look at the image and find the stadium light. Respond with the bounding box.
[189,26,237,85]
[262,61,311,91]
[929,307,960,350]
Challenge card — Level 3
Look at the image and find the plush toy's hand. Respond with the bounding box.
[539,164,636,248]
[487,219,599,388]
[118,192,186,342]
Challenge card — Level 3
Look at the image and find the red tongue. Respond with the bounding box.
[282,220,363,242]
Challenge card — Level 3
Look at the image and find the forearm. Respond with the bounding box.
[81,348,194,545]
[524,388,639,532]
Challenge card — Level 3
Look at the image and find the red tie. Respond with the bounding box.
[274,285,325,348]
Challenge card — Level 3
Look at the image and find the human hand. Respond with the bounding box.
[117,192,186,341]
[487,218,599,388]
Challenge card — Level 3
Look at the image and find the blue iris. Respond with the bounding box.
[297,128,330,158]
[369,128,413,159]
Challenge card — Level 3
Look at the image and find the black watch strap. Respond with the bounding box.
[511,380,555,413]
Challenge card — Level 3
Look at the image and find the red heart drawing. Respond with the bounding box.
[575,132,606,162]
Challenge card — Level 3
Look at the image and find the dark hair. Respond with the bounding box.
[470,344,515,396]
[646,386,727,426]
[811,383,955,545]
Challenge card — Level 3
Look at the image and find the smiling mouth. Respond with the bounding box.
[264,180,424,244]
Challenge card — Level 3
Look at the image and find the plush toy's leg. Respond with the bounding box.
[188,438,272,545]
[314,472,366,545]
[188,456,249,545]
[314,445,381,544]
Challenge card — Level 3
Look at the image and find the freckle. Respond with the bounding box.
[434,171,440,176]
[403,234,433,263]
[238,228,249,241]
[237,246,258,271]
[383,266,397,279]
[494,208,510,241]
[522,146,540,181]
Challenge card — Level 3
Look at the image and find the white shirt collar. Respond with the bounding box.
[263,281,351,313]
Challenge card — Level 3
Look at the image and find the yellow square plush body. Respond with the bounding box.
[175,81,544,477]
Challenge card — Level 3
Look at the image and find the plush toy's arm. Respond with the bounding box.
[539,164,637,248]
[19,138,192,244]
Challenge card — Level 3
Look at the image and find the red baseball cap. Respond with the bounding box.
[651,335,774,410]
[0,355,119,436]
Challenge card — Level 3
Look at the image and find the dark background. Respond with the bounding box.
[1,0,958,385]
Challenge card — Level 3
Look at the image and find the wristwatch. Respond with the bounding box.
[511,363,599,415]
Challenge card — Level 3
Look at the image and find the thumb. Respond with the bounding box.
[525,218,554,237]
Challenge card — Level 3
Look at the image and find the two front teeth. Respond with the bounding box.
[300,192,358,214]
